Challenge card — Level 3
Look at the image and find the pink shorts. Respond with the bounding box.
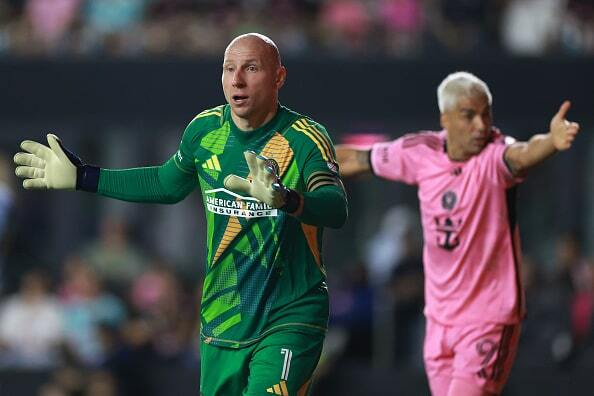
[423,317,521,395]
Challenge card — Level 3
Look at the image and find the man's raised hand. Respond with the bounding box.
[550,101,580,151]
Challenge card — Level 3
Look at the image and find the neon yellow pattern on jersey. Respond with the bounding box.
[201,122,231,155]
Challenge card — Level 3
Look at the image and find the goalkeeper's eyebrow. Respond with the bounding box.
[223,59,262,67]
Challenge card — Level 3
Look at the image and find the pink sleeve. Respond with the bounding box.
[370,139,418,184]
[484,139,524,188]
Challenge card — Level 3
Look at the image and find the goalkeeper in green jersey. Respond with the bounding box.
[14,33,347,396]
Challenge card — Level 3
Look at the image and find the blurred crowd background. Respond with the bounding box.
[0,0,594,395]
[0,0,592,58]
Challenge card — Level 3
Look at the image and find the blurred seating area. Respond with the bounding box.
[0,0,593,58]
[0,154,203,394]
[0,219,201,396]
[1,191,593,394]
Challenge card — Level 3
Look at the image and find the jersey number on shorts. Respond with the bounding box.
[281,348,293,381]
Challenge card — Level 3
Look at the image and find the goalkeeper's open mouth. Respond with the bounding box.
[232,95,249,105]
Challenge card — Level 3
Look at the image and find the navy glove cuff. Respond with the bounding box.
[280,188,302,214]
[57,139,100,193]
[76,165,100,192]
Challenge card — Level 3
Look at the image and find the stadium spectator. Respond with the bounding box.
[329,262,374,362]
[130,264,198,363]
[364,205,417,286]
[80,0,148,55]
[0,269,64,368]
[59,260,127,366]
[377,0,425,56]
[549,233,594,362]
[389,225,424,367]
[500,0,564,56]
[319,0,372,54]
[79,216,148,294]
[23,0,81,54]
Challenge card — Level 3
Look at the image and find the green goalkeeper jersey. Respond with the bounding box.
[98,104,346,348]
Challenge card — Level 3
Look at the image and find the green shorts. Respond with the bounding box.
[200,329,325,396]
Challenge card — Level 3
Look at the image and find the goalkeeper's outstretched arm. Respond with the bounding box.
[14,134,196,204]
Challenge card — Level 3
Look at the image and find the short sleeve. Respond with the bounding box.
[484,136,524,188]
[370,138,418,185]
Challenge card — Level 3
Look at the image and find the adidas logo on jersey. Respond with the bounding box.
[202,155,221,171]
[267,349,293,395]
[266,380,289,395]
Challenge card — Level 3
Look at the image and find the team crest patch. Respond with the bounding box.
[442,191,457,211]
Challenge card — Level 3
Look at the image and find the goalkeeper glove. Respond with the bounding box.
[224,151,302,213]
[13,133,100,192]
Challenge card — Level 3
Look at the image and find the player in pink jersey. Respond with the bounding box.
[336,71,581,396]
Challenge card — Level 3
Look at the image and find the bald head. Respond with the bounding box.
[225,33,281,69]
[221,33,287,131]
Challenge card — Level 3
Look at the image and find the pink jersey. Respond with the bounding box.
[371,129,525,325]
